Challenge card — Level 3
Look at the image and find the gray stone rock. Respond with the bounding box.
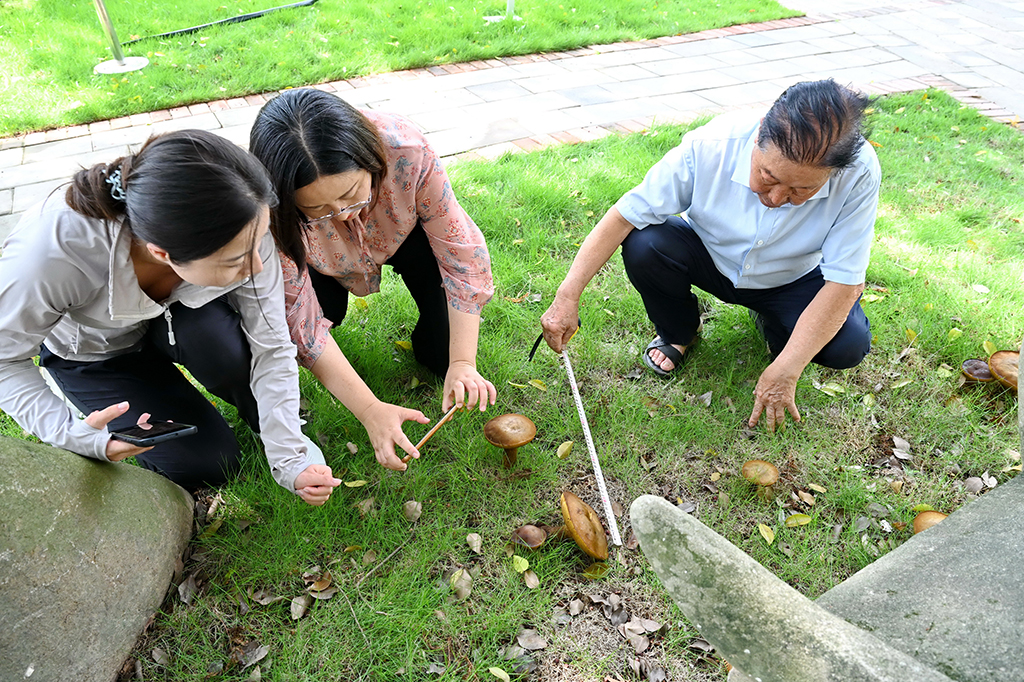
[630,495,954,682]
[818,467,1024,682]
[0,436,193,682]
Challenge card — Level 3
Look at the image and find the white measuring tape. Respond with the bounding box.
[562,349,623,547]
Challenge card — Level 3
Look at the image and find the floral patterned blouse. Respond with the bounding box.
[280,110,494,369]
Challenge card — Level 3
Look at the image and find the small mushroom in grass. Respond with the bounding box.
[512,525,547,550]
[962,358,994,383]
[913,510,948,534]
[742,459,779,499]
[988,350,1018,392]
[483,414,536,468]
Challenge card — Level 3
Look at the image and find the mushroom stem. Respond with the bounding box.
[502,447,518,468]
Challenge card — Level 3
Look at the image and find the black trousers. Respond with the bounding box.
[621,216,871,369]
[40,297,259,490]
[307,222,451,377]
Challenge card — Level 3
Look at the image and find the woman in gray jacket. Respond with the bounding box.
[0,130,341,505]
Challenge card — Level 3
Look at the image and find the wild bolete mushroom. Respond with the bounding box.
[741,459,779,487]
[559,491,609,561]
[962,358,994,383]
[988,350,1019,392]
[912,510,947,534]
[483,413,536,468]
[512,525,547,550]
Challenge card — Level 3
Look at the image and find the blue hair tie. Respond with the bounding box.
[105,169,127,202]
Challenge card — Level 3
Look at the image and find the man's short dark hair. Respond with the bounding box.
[757,79,873,170]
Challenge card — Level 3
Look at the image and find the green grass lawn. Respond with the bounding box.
[0,0,797,136]
[2,90,1020,679]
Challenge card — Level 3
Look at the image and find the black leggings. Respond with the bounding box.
[40,297,258,490]
[307,222,451,377]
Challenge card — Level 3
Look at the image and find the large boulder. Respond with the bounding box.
[0,436,193,682]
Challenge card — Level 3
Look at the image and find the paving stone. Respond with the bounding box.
[972,63,1024,88]
[649,91,718,116]
[700,80,790,107]
[0,188,12,215]
[216,124,254,150]
[557,85,622,106]
[560,97,677,127]
[0,150,110,192]
[0,212,22,243]
[514,109,591,137]
[515,68,618,94]
[21,135,94,164]
[598,64,661,81]
[661,38,746,58]
[711,49,767,66]
[426,119,533,157]
[368,87,487,116]
[213,104,263,129]
[14,179,68,213]
[640,54,731,76]
[0,147,23,169]
[465,80,534,102]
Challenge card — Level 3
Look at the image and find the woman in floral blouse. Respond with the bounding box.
[250,88,496,471]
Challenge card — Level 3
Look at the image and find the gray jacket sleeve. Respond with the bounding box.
[0,212,112,460]
[227,232,314,494]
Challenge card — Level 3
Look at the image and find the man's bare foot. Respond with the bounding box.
[648,338,689,372]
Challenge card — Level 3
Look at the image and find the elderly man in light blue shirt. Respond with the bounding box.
[541,80,879,431]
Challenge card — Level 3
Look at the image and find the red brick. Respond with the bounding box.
[65,124,90,139]
[312,82,337,93]
[24,131,47,146]
[619,119,650,133]
[513,137,545,152]
[467,60,489,70]
[150,109,173,122]
[244,94,264,106]
[531,133,560,148]
[187,103,211,116]
[483,59,506,68]
[207,100,229,112]
[44,128,71,142]
[225,98,248,109]
[550,130,582,145]
[426,66,448,76]
[601,122,631,135]
[129,113,151,126]
[89,120,112,133]
[108,116,132,130]
[327,79,355,90]
[440,64,460,74]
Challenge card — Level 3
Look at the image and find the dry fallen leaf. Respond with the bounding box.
[352,499,374,519]
[395,340,412,351]
[450,568,472,600]
[152,648,171,666]
[964,477,984,494]
[290,594,312,620]
[345,442,358,455]
[808,483,827,494]
[488,667,511,682]
[344,480,368,488]
[983,339,998,355]
[785,513,812,528]
[249,588,285,606]
[403,500,423,523]
[556,441,574,459]
[516,628,548,650]
[582,562,610,580]
[511,555,529,573]
[523,569,540,589]
[757,523,775,545]
[467,533,483,554]
[362,549,377,565]
[178,573,198,605]
[231,641,270,669]
[528,379,547,391]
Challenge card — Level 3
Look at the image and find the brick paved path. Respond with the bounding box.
[2,0,1022,240]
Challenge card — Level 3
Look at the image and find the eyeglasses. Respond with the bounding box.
[303,193,373,227]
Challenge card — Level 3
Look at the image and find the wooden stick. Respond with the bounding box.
[401,404,459,464]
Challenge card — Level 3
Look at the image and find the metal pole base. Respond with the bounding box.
[94,56,149,74]
[483,14,522,22]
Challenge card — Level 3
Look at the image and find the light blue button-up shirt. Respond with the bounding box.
[615,112,880,289]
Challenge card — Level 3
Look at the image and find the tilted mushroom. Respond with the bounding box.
[559,491,608,561]
[483,414,536,468]
[741,459,779,487]
[962,358,994,383]
[912,510,947,534]
[988,350,1018,392]
[512,525,547,550]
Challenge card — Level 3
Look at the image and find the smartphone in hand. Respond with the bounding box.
[110,420,198,447]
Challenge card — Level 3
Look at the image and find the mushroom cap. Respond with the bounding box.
[912,510,948,534]
[741,459,779,487]
[559,491,608,561]
[961,358,994,382]
[988,350,1019,391]
[483,413,537,449]
[512,525,547,550]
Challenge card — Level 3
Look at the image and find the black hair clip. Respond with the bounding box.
[528,319,581,362]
